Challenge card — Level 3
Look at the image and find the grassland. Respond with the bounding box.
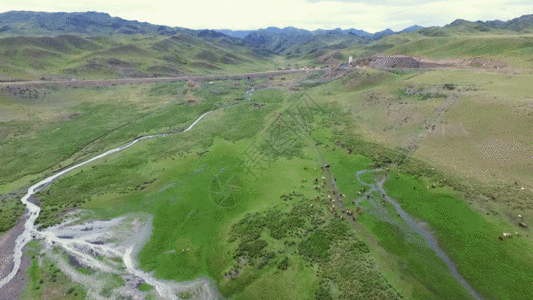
[302,67,533,299]
[22,242,87,300]
[2,56,532,300]
[0,34,316,81]
[338,33,533,70]
[7,76,408,299]
[0,193,25,234]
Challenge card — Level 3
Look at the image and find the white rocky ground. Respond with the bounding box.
[35,212,222,300]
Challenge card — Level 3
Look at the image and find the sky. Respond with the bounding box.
[0,0,531,33]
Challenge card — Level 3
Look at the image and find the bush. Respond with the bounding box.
[277,256,289,270]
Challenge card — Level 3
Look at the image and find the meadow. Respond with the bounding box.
[2,61,532,300]
[16,76,406,299]
[22,241,87,300]
[303,68,533,299]
[0,33,316,81]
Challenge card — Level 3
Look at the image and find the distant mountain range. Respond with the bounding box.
[0,10,532,59]
[217,25,424,41]
[446,14,533,32]
[0,10,423,42]
[0,11,426,57]
[0,11,196,37]
[214,25,426,56]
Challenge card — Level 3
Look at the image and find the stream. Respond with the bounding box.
[0,111,212,290]
[1,79,484,299]
[0,80,259,297]
[355,169,485,300]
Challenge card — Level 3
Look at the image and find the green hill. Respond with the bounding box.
[0,33,309,80]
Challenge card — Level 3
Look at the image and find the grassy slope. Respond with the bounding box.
[2,59,532,299]
[336,27,533,68]
[383,170,533,300]
[15,78,403,299]
[304,68,533,299]
[0,33,312,80]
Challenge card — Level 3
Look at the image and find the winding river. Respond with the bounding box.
[1,80,485,300]
[0,111,212,290]
[355,169,485,300]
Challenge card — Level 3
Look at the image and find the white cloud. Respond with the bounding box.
[0,0,531,32]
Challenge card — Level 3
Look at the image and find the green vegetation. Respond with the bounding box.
[298,68,533,299]
[226,202,400,300]
[11,81,405,299]
[22,242,87,300]
[178,292,193,299]
[138,283,154,292]
[3,23,533,300]
[338,33,533,69]
[382,170,533,300]
[99,274,126,297]
[0,30,322,81]
[0,195,25,233]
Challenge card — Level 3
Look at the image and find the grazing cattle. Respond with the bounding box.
[518,214,522,218]
[310,204,314,208]
[321,176,326,180]
[498,236,504,241]
[503,233,512,238]
[519,222,527,228]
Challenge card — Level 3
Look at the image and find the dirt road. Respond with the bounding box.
[0,69,319,88]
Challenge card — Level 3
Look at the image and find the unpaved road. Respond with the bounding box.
[0,69,319,88]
